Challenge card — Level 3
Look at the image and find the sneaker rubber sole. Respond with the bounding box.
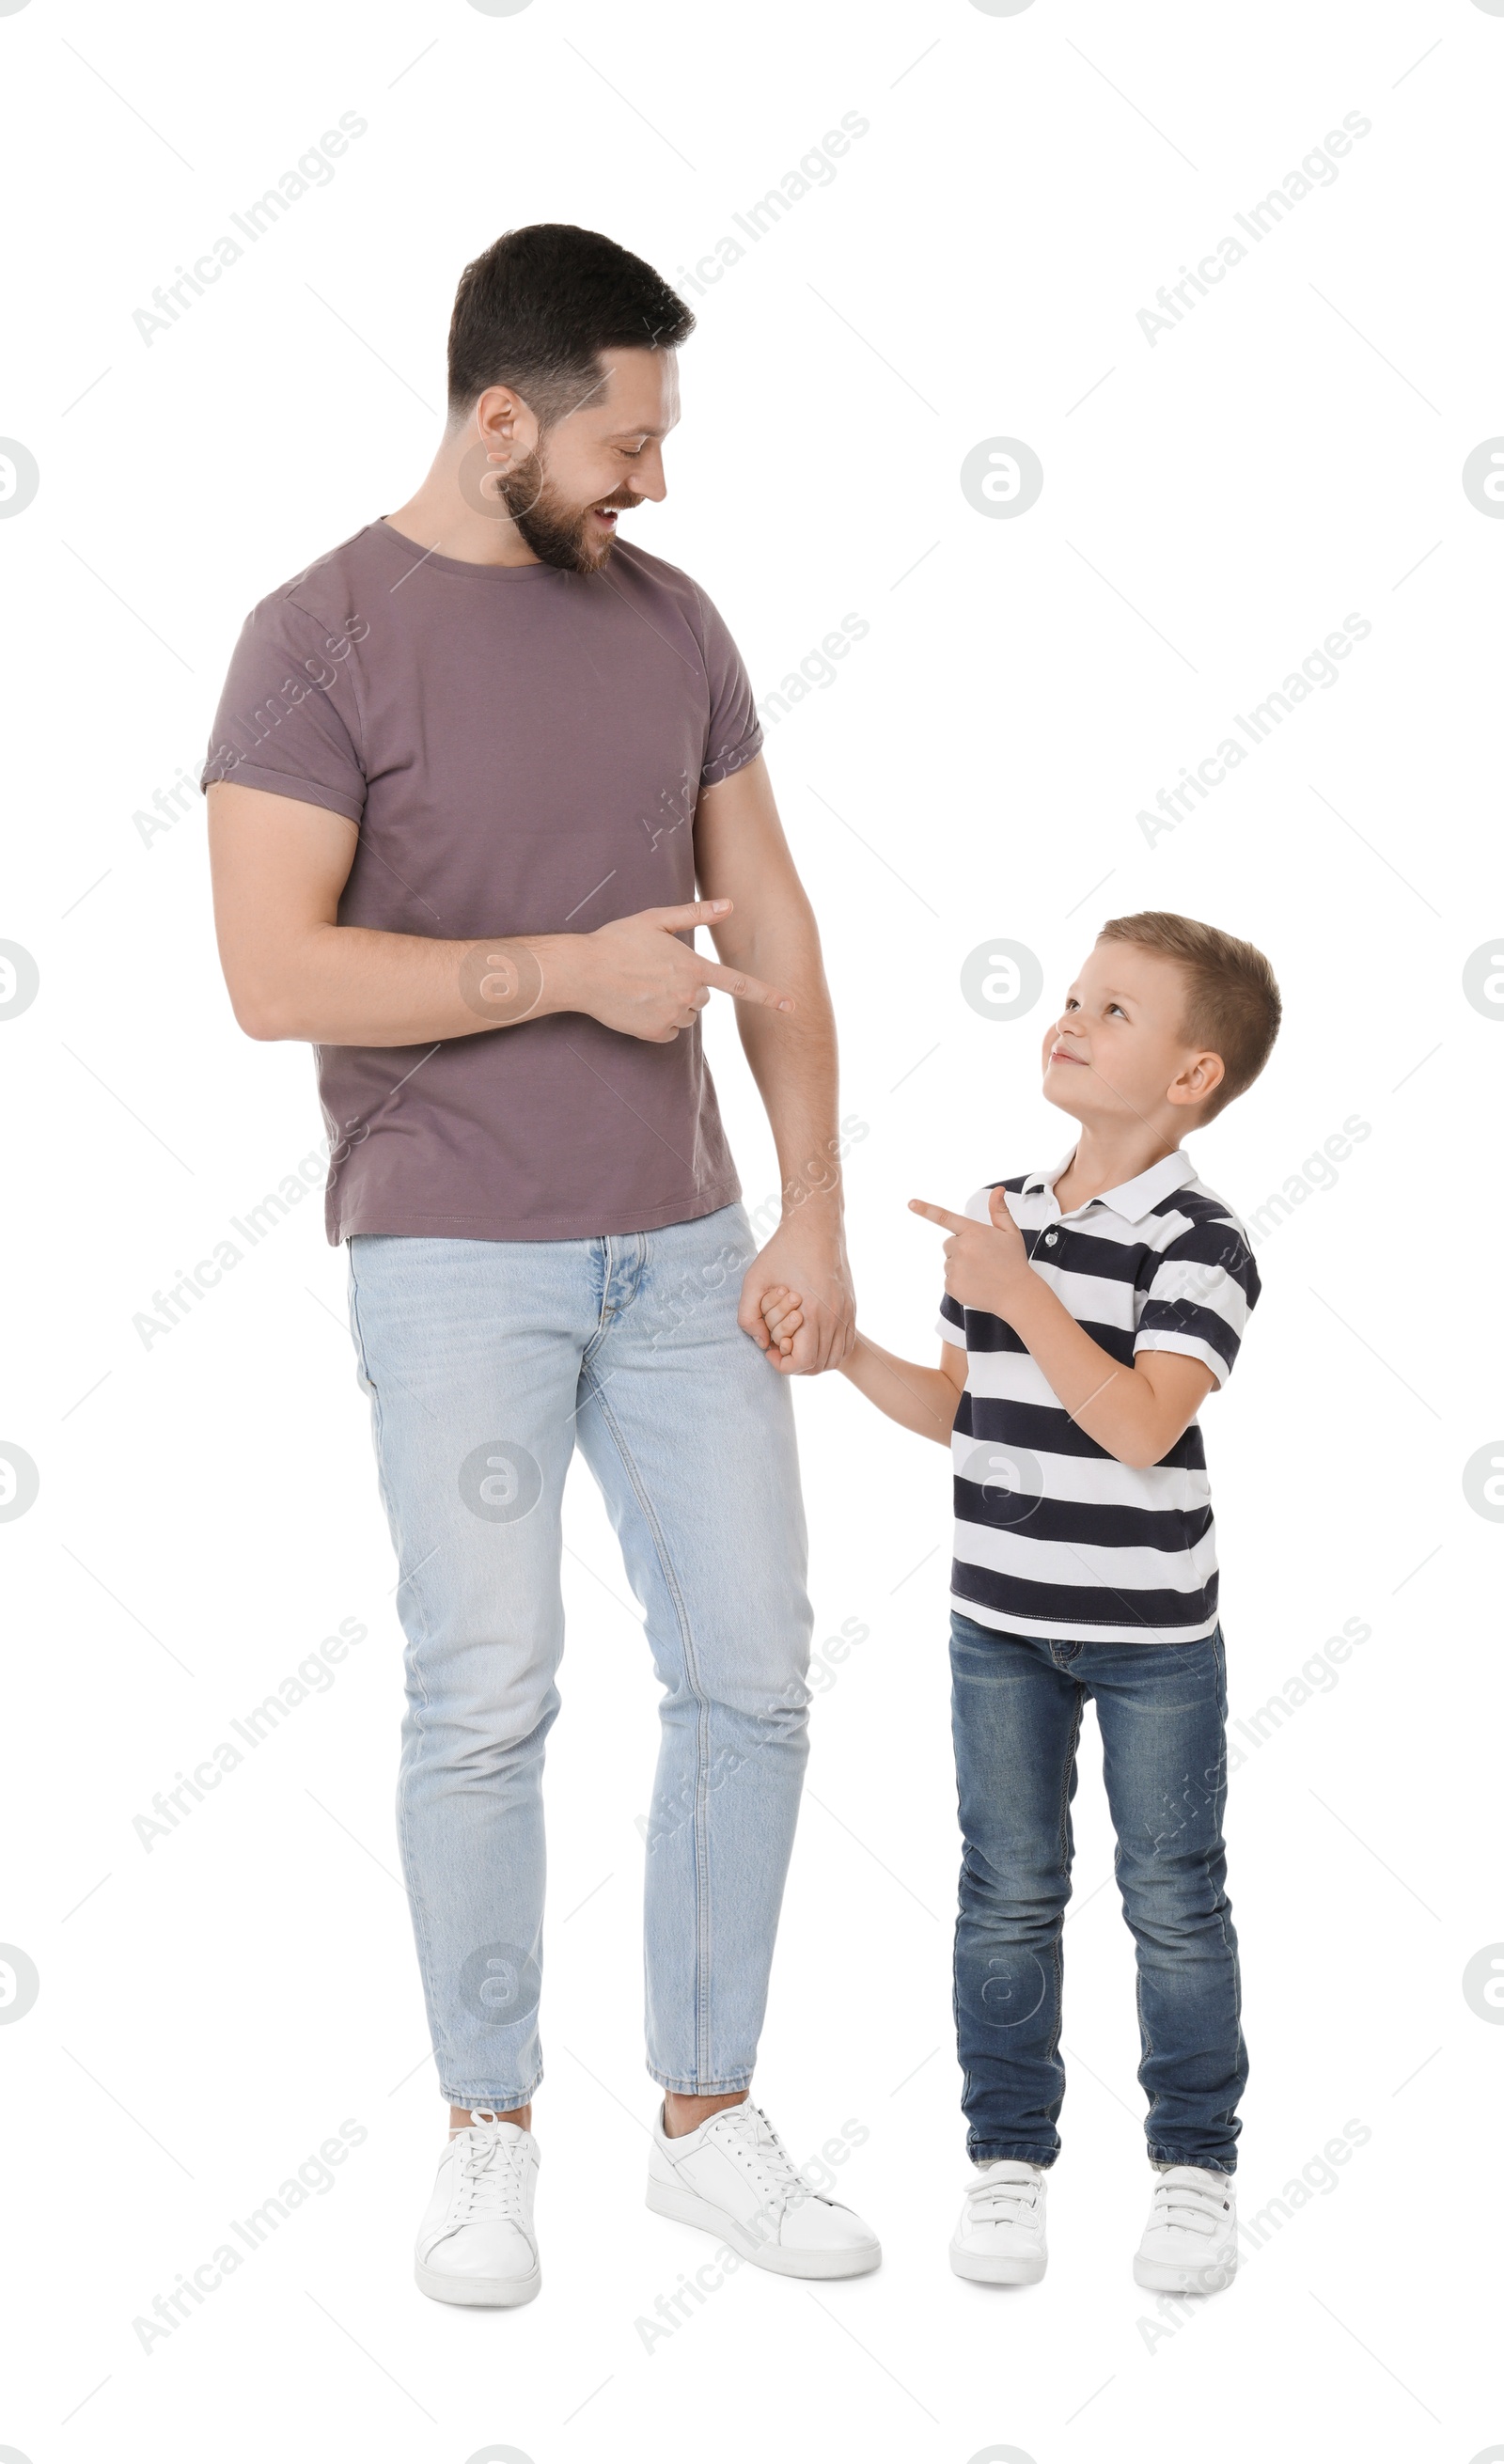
[415,2255,541,2306]
[948,2241,1047,2284]
[646,2177,881,2278]
[1132,2250,1236,2294]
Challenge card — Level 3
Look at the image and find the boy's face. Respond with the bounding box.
[1040,940,1224,1130]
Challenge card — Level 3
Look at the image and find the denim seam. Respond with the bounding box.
[580,1232,617,1369]
[648,2067,753,2095]
[1134,1626,1242,2161]
[1147,2144,1235,2175]
[349,1247,456,2097]
[968,2142,1058,2168]
[441,2066,544,2110]
[584,1366,715,2089]
[1208,1709,1244,2099]
[1134,1891,1155,2115]
[1203,1627,1244,2095]
[1045,1689,1084,2102]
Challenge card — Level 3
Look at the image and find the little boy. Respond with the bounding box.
[762,911,1279,2293]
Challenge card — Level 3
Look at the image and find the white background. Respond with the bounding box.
[2,2,1500,2459]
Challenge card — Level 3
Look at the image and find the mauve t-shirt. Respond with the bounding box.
[201,519,764,1243]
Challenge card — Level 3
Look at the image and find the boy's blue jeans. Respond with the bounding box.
[949,1610,1247,2173]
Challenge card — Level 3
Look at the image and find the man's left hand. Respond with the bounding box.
[739,1216,854,1374]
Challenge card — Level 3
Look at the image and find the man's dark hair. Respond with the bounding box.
[446,224,695,430]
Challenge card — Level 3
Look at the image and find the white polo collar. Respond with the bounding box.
[1023,1148,1198,1226]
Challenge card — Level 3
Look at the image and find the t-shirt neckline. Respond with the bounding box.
[371,516,561,582]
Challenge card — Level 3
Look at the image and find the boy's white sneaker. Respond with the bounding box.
[949,2158,1048,2284]
[647,2099,881,2279]
[1133,2164,1237,2293]
[415,2114,541,2306]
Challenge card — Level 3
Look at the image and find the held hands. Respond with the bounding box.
[756,1186,1031,1368]
[742,1214,855,1376]
[760,1285,804,1358]
[576,900,793,1044]
[908,1186,1033,1317]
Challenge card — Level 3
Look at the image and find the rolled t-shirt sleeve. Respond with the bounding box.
[200,594,367,824]
[691,583,763,787]
[937,1292,965,1344]
[1135,1220,1260,1389]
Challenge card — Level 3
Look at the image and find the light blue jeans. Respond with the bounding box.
[346,1204,812,2109]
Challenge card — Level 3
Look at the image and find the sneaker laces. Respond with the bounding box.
[1150,2173,1228,2239]
[965,2166,1042,2225]
[450,2113,528,2227]
[710,2101,824,2214]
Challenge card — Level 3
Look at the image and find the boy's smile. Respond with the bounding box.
[1040,941,1221,1130]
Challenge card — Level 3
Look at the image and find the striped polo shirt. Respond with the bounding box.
[936,1150,1259,1645]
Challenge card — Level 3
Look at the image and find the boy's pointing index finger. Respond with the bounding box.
[908,1200,975,1234]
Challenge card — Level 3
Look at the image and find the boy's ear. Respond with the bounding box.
[1167,1049,1225,1110]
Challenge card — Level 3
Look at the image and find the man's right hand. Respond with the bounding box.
[208,785,793,1048]
[566,900,794,1043]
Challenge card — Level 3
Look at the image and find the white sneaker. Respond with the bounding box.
[949,2158,1048,2284]
[414,2114,541,2306]
[1133,2163,1237,2293]
[647,2100,881,2280]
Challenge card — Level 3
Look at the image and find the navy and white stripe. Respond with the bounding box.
[937,1150,1259,1645]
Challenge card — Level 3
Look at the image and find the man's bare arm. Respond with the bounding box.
[694,755,854,1372]
[207,780,792,1046]
[697,757,838,1211]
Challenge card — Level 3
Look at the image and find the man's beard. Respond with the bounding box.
[494,451,624,574]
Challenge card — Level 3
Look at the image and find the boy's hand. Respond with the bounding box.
[909,1187,1033,1316]
[759,1284,805,1358]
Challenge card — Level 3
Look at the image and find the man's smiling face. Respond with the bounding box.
[494,345,680,574]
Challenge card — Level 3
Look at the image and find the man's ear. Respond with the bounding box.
[474,384,537,463]
[1167,1050,1225,1110]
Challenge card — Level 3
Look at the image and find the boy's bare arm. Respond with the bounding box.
[910,1194,1215,1469]
[760,1289,963,1445]
[838,1333,966,1445]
